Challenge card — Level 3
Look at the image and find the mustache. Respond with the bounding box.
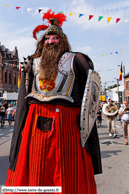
[43,43,60,52]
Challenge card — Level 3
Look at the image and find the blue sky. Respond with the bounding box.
[0,0,129,87]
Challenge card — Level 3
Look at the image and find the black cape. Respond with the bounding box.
[9,52,102,175]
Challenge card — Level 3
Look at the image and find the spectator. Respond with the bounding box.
[97,107,102,127]
[6,104,13,127]
[0,101,6,128]
[118,101,129,145]
[12,101,17,121]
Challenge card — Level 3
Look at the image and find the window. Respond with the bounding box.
[14,72,16,85]
[9,71,11,84]
[127,81,129,89]
[5,70,7,83]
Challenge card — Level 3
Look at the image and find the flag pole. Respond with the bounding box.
[123,63,125,102]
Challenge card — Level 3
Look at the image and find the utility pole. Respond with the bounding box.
[123,65,125,102]
[114,78,119,102]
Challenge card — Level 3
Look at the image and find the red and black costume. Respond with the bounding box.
[5,10,102,194]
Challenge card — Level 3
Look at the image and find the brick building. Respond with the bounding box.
[0,43,19,96]
[124,73,129,103]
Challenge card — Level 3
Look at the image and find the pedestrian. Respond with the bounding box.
[118,101,129,145]
[106,99,117,137]
[0,101,6,128]
[6,104,13,127]
[12,100,17,121]
[97,107,102,127]
[5,10,102,193]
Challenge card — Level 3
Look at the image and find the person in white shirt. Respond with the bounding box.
[119,101,129,145]
[6,104,13,127]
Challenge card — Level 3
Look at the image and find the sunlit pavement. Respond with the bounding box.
[95,117,129,194]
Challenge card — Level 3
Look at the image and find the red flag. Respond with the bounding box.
[89,15,94,20]
[119,62,122,81]
[18,65,21,87]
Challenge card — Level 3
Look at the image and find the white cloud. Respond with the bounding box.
[0,24,36,61]
[7,37,36,61]
[76,46,91,54]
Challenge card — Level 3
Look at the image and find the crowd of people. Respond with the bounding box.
[97,99,129,145]
[0,101,17,128]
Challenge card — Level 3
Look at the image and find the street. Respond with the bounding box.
[0,118,129,194]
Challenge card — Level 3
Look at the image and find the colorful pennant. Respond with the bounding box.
[79,14,84,17]
[69,12,73,16]
[16,7,21,10]
[89,15,94,20]
[116,18,121,23]
[4,4,9,7]
[38,9,42,13]
[94,48,128,58]
[125,19,129,24]
[107,17,112,23]
[98,16,103,21]
[27,8,32,12]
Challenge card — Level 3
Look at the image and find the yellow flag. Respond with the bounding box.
[101,55,104,57]
[69,12,73,16]
[107,17,112,23]
[120,50,123,52]
[4,4,9,7]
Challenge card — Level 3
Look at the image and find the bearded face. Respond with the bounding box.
[39,34,63,81]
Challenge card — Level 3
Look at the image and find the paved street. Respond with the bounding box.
[0,121,14,193]
[0,118,129,194]
[95,117,129,194]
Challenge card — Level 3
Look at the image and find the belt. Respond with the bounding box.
[122,120,129,124]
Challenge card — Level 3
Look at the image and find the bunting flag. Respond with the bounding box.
[4,4,9,7]
[98,16,103,21]
[16,7,21,10]
[79,14,84,17]
[107,17,112,23]
[59,11,63,13]
[125,19,129,24]
[115,52,118,54]
[38,9,42,13]
[69,12,73,16]
[89,15,94,20]
[27,8,32,12]
[120,50,123,52]
[18,65,21,87]
[116,18,121,23]
[101,55,104,57]
[119,62,123,81]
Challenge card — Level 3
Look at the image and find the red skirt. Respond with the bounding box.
[6,104,97,194]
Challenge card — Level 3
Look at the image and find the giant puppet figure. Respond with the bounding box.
[6,10,102,194]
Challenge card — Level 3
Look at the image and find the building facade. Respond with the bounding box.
[124,73,129,103]
[0,43,19,96]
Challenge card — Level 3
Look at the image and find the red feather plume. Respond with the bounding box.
[33,25,48,40]
[43,9,67,26]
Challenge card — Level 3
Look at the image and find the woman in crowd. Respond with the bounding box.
[6,104,13,127]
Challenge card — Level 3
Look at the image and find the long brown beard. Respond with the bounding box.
[39,43,63,81]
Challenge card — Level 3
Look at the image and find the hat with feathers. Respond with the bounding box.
[33,9,67,40]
